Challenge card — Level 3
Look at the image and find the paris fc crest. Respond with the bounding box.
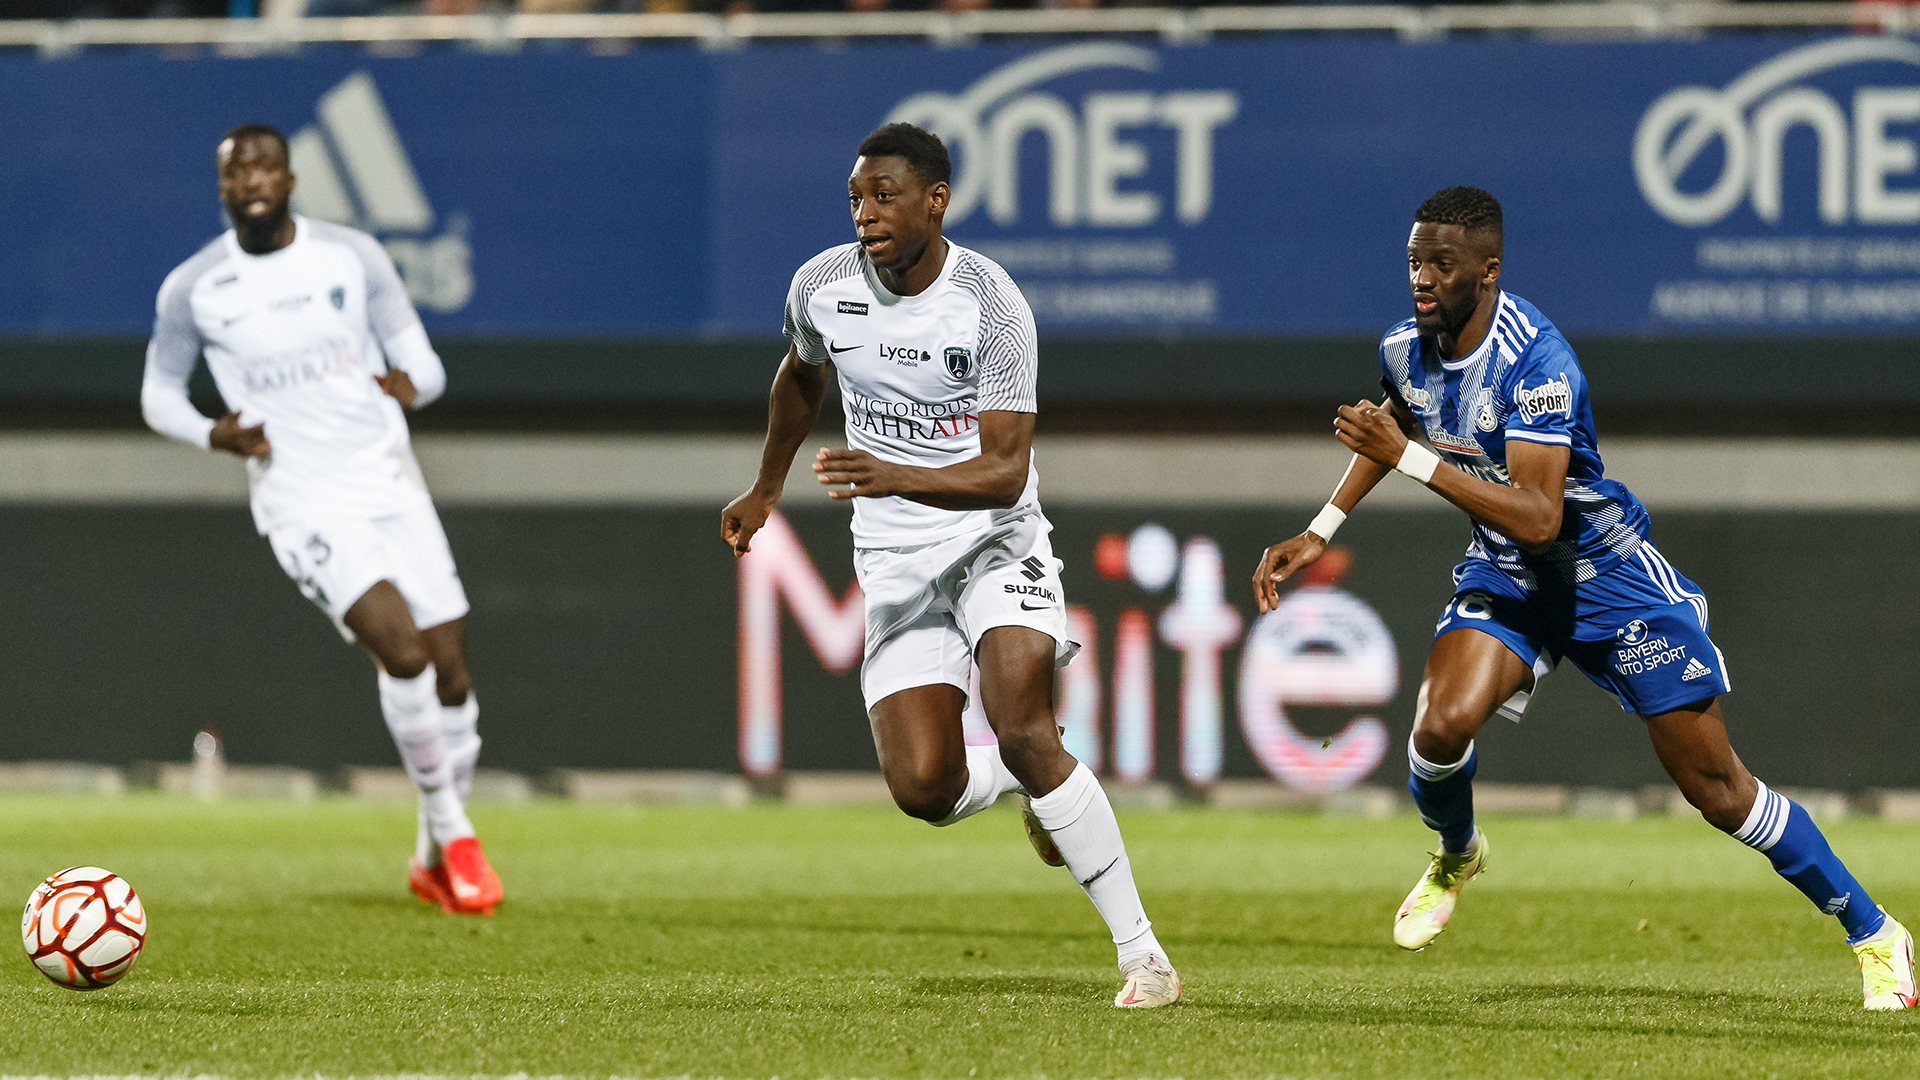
[944,346,972,380]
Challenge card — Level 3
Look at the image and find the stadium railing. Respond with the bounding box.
[0,2,1905,52]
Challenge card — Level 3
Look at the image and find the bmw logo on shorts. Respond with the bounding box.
[1616,619,1650,645]
[944,346,972,380]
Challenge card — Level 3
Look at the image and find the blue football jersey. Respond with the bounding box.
[1379,291,1650,586]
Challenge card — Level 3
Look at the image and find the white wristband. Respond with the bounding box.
[1306,503,1346,543]
[1395,443,1441,485]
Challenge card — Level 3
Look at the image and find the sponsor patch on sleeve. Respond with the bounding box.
[1513,373,1572,421]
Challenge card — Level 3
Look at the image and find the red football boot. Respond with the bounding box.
[441,836,504,913]
[407,858,466,915]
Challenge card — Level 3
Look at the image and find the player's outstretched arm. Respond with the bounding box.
[1252,424,1396,614]
[1334,398,1568,551]
[723,345,827,557]
[811,409,1032,511]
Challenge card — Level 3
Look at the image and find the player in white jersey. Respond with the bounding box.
[141,124,503,916]
[723,124,1179,1008]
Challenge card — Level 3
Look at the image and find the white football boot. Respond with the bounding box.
[1853,909,1918,1011]
[1115,952,1183,1008]
[1393,831,1489,951]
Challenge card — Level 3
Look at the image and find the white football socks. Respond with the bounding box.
[1027,763,1165,968]
[933,744,1025,827]
[379,665,474,857]
[415,691,483,866]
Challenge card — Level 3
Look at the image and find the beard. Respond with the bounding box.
[228,195,292,253]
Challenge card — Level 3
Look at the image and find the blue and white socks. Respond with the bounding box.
[1408,735,1479,856]
[1734,779,1885,943]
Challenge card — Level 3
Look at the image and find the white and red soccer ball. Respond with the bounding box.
[20,867,146,989]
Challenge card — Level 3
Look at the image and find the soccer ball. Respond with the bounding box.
[20,867,147,990]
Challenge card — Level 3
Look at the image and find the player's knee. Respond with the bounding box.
[380,639,432,681]
[885,762,964,823]
[1683,781,1748,833]
[1411,705,1478,763]
[990,714,1060,773]
[434,666,471,707]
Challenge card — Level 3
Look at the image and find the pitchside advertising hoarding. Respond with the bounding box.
[0,503,1914,790]
[7,34,1920,335]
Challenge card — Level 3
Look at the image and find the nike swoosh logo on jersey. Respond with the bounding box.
[221,312,251,328]
[1020,600,1050,611]
[829,341,860,353]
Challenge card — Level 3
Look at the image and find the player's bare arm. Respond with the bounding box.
[812,409,1031,510]
[1251,397,1413,612]
[723,345,828,557]
[1335,400,1568,552]
[208,411,270,458]
[374,369,417,409]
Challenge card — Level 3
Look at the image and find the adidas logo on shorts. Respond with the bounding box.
[1680,657,1713,681]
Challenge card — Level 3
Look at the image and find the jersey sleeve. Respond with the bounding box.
[140,266,215,449]
[1502,335,1583,448]
[782,266,829,366]
[973,267,1038,414]
[339,228,445,408]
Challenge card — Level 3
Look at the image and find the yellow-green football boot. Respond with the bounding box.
[1853,909,1917,1011]
[1393,831,1489,951]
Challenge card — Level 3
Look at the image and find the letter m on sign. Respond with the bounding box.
[737,511,864,776]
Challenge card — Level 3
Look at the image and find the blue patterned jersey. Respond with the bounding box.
[1379,291,1650,586]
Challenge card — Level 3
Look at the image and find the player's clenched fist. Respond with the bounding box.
[1334,397,1410,467]
[722,489,779,558]
[1251,533,1326,614]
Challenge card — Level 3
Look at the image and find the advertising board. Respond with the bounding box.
[8,35,1920,337]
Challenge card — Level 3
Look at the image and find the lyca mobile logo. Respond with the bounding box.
[288,72,473,313]
[886,43,1238,228]
[1636,38,1920,227]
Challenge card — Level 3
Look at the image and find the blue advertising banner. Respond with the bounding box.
[6,35,1920,337]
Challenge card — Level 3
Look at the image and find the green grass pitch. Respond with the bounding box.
[1,794,1917,1078]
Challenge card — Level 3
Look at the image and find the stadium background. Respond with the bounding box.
[1,21,1916,795]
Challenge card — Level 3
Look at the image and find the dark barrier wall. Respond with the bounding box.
[13,35,1920,340]
[2,504,1913,791]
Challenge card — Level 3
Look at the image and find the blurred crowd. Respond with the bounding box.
[7,0,1214,16]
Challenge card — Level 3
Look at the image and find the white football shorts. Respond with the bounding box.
[854,509,1080,712]
[264,502,470,643]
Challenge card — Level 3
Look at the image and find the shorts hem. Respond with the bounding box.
[862,673,970,714]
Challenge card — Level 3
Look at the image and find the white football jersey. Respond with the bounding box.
[784,241,1041,548]
[142,217,445,533]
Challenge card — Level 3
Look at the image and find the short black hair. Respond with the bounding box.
[1414,186,1502,254]
[856,123,952,188]
[220,122,289,162]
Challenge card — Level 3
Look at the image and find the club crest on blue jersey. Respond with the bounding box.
[329,286,345,310]
[944,346,972,380]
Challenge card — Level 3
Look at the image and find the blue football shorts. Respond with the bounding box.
[1434,541,1732,717]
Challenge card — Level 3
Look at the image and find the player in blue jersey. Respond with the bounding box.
[1251,186,1915,1010]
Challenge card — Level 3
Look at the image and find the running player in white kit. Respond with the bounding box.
[141,124,504,916]
[722,123,1180,1007]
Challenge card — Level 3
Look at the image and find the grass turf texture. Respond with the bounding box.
[1,796,1917,1078]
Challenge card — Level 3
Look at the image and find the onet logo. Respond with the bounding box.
[1636,38,1920,227]
[887,43,1238,229]
[288,72,473,313]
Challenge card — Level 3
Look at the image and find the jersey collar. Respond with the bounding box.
[1438,291,1506,372]
[863,237,956,307]
[223,214,308,262]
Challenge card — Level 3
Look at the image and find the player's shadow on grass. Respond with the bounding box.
[914,974,1105,1000]
[1195,983,1897,1045]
